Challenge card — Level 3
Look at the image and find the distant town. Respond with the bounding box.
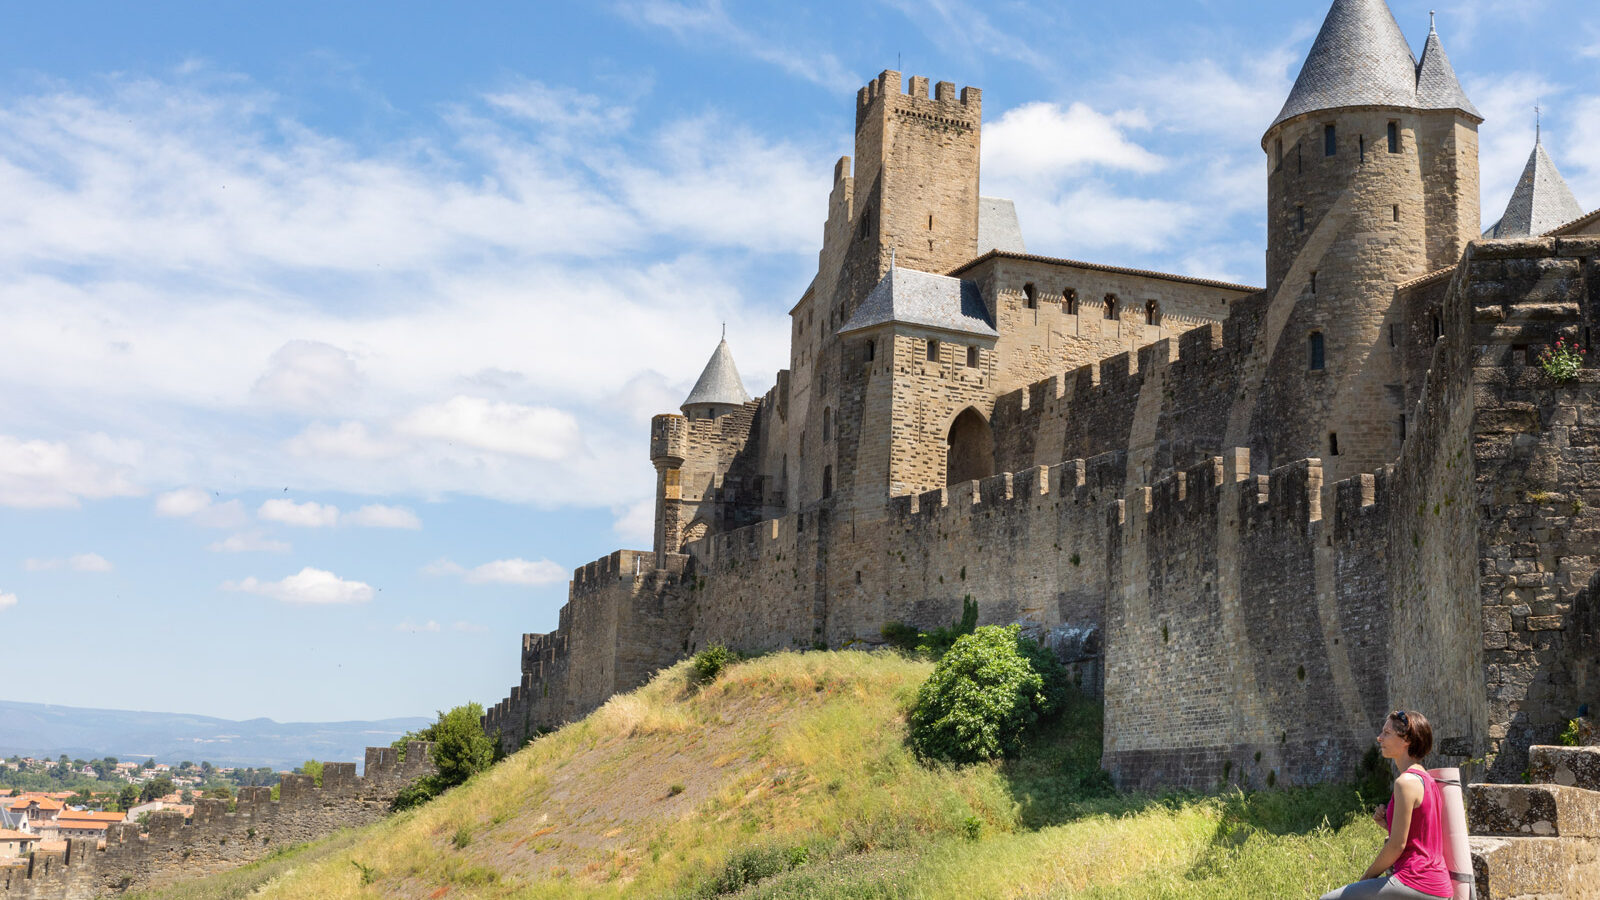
[1,754,316,862]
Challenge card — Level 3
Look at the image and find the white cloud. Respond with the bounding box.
[396,619,442,633]
[1013,183,1199,256]
[23,554,110,572]
[396,397,582,460]
[284,422,401,461]
[613,498,656,546]
[422,557,568,586]
[0,591,15,610]
[0,435,143,509]
[154,488,250,528]
[207,532,292,553]
[251,340,364,412]
[224,567,374,605]
[257,498,341,528]
[617,0,858,92]
[984,102,1165,185]
[345,504,422,529]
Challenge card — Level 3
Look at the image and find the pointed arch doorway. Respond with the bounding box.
[946,407,995,486]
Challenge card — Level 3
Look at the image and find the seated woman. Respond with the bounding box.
[1319,710,1452,899]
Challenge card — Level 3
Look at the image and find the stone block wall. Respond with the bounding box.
[0,745,435,899]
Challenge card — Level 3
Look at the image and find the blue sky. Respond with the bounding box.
[1,1,1595,725]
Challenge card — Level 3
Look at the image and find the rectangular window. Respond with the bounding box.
[1329,433,1339,456]
[1309,332,1326,370]
[1324,124,1337,157]
[1398,415,1407,441]
[966,346,979,368]
[926,339,939,362]
[1359,134,1366,163]
[1393,204,1400,222]
[1310,271,1317,295]
[1387,121,1399,153]
[1297,206,1306,233]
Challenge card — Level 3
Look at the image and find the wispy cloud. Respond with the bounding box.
[617,0,858,92]
[224,567,374,604]
[258,498,340,528]
[155,488,249,528]
[0,435,142,509]
[878,0,1053,75]
[344,504,422,530]
[207,532,292,553]
[23,553,114,572]
[0,590,16,610]
[423,557,568,586]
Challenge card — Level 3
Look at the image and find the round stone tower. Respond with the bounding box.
[1254,0,1480,482]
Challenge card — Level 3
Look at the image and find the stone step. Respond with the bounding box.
[1471,834,1600,900]
[1528,744,1600,791]
[1468,783,1600,838]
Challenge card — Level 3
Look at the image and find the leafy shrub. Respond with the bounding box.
[692,644,740,683]
[701,845,809,895]
[391,702,497,811]
[908,624,1067,765]
[880,597,979,660]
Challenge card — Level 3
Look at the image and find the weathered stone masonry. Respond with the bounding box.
[0,744,436,899]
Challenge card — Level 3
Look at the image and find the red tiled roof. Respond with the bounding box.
[57,811,124,823]
[0,830,37,841]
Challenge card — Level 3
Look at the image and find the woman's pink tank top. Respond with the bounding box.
[1384,768,1452,897]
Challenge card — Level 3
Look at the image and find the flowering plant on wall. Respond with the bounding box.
[1537,336,1586,383]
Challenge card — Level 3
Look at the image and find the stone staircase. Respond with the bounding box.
[1469,745,1600,899]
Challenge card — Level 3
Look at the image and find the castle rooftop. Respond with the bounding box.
[838,266,997,340]
[1484,135,1586,239]
[1414,20,1479,118]
[680,338,751,415]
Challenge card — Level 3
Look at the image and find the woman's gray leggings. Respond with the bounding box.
[1319,876,1447,899]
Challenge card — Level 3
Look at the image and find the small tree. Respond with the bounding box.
[116,784,139,811]
[139,776,175,803]
[392,702,496,811]
[908,625,1067,765]
[299,759,324,788]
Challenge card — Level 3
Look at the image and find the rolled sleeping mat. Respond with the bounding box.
[1428,767,1475,900]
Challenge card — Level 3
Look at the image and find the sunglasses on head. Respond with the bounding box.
[1391,710,1409,729]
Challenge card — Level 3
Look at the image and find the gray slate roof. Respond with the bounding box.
[1484,139,1587,239]
[681,339,752,411]
[838,267,998,339]
[1415,25,1479,117]
[978,197,1026,254]
[1271,0,1478,131]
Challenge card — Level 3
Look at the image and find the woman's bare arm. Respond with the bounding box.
[1361,773,1422,880]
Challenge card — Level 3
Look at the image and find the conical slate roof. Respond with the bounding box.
[1484,138,1586,239]
[1415,24,1480,118]
[681,338,751,412]
[1271,0,1419,129]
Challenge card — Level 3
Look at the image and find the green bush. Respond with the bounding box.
[880,597,979,660]
[908,624,1067,765]
[391,702,497,811]
[701,845,809,895]
[692,644,740,684]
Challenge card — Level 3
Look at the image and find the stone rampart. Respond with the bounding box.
[0,744,436,899]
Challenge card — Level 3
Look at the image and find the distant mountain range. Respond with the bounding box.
[0,700,432,769]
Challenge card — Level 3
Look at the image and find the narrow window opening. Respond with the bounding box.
[1328,433,1339,456]
[1023,283,1037,309]
[1431,312,1443,343]
[1145,300,1160,326]
[926,339,939,362]
[1297,206,1306,233]
[822,407,832,442]
[1310,271,1317,294]
[966,346,979,368]
[1398,415,1407,441]
[1308,331,1326,370]
[855,570,862,584]
[1389,323,1400,348]
[1063,289,1078,314]
[1324,124,1337,157]
[1274,138,1283,171]
[864,339,876,362]
[822,466,833,499]
[1359,134,1366,163]
[928,214,934,230]
[1296,144,1303,173]
[1392,204,1400,223]
[1104,294,1119,320]
[1387,121,1399,154]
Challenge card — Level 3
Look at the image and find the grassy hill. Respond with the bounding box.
[129,650,1388,899]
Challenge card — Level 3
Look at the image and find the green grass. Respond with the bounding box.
[130,650,1386,899]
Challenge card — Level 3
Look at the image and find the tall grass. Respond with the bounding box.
[131,650,1385,900]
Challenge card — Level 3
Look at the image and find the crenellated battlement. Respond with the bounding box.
[855,70,980,118]
[0,744,436,898]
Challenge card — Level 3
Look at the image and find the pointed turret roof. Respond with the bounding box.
[681,338,752,413]
[1484,136,1586,239]
[1271,0,1419,130]
[1415,20,1480,118]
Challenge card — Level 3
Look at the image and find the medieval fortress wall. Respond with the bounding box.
[0,745,436,899]
[489,1,1600,797]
